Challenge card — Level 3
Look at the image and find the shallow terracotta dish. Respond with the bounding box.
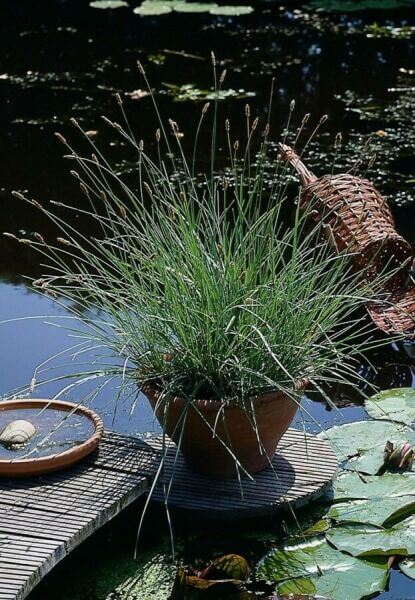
[0,399,104,477]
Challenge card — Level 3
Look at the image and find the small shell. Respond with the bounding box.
[0,420,36,448]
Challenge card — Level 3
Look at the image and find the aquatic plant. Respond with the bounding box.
[5,55,400,559]
[7,59,391,409]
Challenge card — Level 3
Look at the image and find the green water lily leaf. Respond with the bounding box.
[133,1,174,15]
[318,420,415,475]
[329,471,415,526]
[257,536,389,600]
[282,504,332,538]
[89,0,128,7]
[134,0,254,15]
[400,557,415,580]
[365,388,415,424]
[327,515,415,557]
[174,1,218,11]
[209,5,253,14]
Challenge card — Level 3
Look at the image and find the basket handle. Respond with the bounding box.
[278,143,317,186]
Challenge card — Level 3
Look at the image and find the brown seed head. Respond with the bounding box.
[137,60,145,75]
[202,102,210,115]
[70,170,80,179]
[210,51,216,67]
[34,232,45,243]
[119,205,127,219]
[225,119,230,132]
[3,232,17,240]
[57,237,72,246]
[155,128,161,143]
[245,104,250,118]
[115,92,123,106]
[79,183,90,198]
[219,69,227,84]
[252,117,259,131]
[144,182,152,196]
[320,114,328,124]
[12,191,25,200]
[290,99,295,112]
[55,132,68,145]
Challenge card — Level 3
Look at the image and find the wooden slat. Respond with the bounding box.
[148,428,337,518]
[0,432,160,600]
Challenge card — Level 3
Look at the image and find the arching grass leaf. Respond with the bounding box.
[257,536,389,600]
[365,388,415,425]
[327,515,415,557]
[329,471,415,526]
[318,420,415,475]
[89,0,128,7]
[400,557,415,580]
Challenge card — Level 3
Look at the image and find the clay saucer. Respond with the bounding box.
[0,399,104,477]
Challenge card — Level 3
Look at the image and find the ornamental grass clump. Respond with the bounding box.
[6,57,390,461]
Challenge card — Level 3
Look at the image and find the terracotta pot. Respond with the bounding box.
[144,381,306,478]
[0,399,104,477]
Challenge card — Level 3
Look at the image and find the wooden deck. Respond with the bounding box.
[0,431,160,600]
[149,428,338,518]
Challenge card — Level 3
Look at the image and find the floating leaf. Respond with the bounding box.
[365,388,415,425]
[281,504,332,538]
[329,471,415,526]
[162,82,255,102]
[198,554,249,581]
[327,515,415,557]
[400,557,415,580]
[318,420,415,474]
[133,0,254,16]
[174,1,218,12]
[209,5,253,14]
[89,0,128,8]
[133,1,174,15]
[257,536,389,600]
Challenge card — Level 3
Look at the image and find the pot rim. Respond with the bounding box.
[142,378,308,411]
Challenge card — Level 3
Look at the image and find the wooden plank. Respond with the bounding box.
[0,431,159,600]
[147,428,338,518]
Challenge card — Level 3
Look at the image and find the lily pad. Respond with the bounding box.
[209,5,253,14]
[257,536,389,600]
[133,2,174,14]
[318,420,415,475]
[89,0,128,8]
[327,515,415,557]
[133,0,254,16]
[400,557,415,580]
[329,471,415,526]
[163,82,256,102]
[174,1,218,12]
[365,388,415,425]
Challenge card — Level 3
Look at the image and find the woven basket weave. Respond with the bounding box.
[279,143,415,338]
[279,144,412,280]
[367,284,415,338]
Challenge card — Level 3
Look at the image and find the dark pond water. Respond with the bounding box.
[1,0,415,598]
[0,407,94,459]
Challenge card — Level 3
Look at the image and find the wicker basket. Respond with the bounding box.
[367,283,415,339]
[279,144,412,281]
[279,143,415,338]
